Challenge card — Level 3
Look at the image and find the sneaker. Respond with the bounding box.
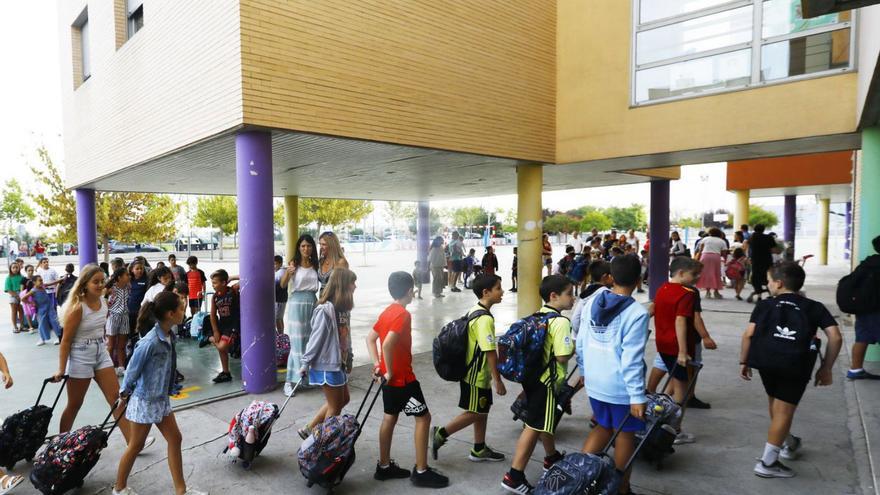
[374,460,411,481]
[212,372,232,383]
[847,369,880,380]
[28,329,36,335]
[0,473,25,494]
[116,367,126,377]
[175,370,185,383]
[501,473,533,494]
[284,382,295,397]
[297,427,311,440]
[411,466,449,488]
[673,432,696,445]
[54,340,61,345]
[183,490,207,495]
[469,445,505,462]
[784,434,802,452]
[543,451,565,471]
[779,445,800,460]
[451,287,461,293]
[431,426,447,460]
[686,396,711,409]
[754,460,795,478]
[112,487,139,495]
[36,340,46,346]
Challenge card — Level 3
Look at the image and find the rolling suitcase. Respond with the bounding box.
[0,376,68,470]
[224,380,299,469]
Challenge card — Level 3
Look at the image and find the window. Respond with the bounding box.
[71,8,90,88]
[127,0,144,39]
[632,0,854,104]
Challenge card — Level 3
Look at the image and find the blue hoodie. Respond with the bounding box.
[576,290,649,405]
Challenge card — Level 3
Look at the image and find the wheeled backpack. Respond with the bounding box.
[224,383,297,469]
[276,332,291,368]
[497,311,561,384]
[0,376,68,470]
[432,310,489,381]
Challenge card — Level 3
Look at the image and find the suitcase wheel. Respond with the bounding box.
[241,461,251,470]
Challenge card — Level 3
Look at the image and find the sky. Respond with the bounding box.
[0,3,795,235]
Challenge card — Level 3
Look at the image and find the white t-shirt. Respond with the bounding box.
[36,267,59,294]
[141,283,166,306]
[699,236,727,255]
[289,267,319,293]
[570,236,584,254]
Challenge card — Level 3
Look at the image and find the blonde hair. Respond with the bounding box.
[319,232,347,270]
[60,264,104,321]
[318,267,356,313]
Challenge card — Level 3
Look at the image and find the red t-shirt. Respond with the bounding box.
[186,269,206,302]
[653,282,695,356]
[374,303,416,387]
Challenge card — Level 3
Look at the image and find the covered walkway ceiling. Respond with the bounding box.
[79,129,861,201]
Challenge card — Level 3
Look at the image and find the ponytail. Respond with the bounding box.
[106,267,128,290]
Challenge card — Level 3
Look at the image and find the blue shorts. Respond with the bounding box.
[855,312,880,344]
[309,369,347,387]
[589,397,644,433]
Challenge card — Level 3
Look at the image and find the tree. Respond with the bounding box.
[30,147,178,262]
[194,196,238,260]
[579,211,612,232]
[674,215,702,230]
[0,179,35,235]
[604,204,647,231]
[273,202,285,228]
[384,201,417,234]
[544,213,579,234]
[299,198,373,233]
[450,206,487,230]
[749,205,779,228]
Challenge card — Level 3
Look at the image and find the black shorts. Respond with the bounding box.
[382,380,429,417]
[214,321,236,337]
[759,370,811,405]
[452,260,463,272]
[188,299,200,313]
[458,381,492,414]
[659,353,690,382]
[524,382,561,434]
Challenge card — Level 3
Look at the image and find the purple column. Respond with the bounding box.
[844,201,852,260]
[75,189,98,268]
[648,180,670,300]
[784,195,796,259]
[236,131,276,393]
[417,201,430,283]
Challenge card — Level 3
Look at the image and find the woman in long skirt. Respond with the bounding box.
[280,234,320,397]
[695,227,727,299]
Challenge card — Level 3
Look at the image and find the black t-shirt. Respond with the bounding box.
[685,285,703,313]
[749,293,837,337]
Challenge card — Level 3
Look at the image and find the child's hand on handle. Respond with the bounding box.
[677,353,690,367]
[740,364,752,381]
[702,336,718,350]
[630,403,646,421]
[299,367,308,378]
[815,367,833,386]
[52,370,65,383]
[494,378,506,396]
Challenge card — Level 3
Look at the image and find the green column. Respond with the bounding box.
[860,127,880,361]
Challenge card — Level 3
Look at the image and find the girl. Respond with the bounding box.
[52,264,151,449]
[21,275,62,346]
[481,246,499,277]
[19,265,36,333]
[727,247,748,300]
[297,268,356,439]
[105,268,131,376]
[280,234,319,396]
[128,261,149,334]
[317,231,349,292]
[5,262,24,333]
[113,292,205,495]
[542,233,553,276]
[669,231,688,257]
[142,266,173,307]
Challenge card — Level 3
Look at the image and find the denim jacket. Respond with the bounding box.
[122,324,174,400]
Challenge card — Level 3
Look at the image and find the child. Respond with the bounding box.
[142,267,173,307]
[298,268,357,438]
[652,256,703,443]
[510,247,518,293]
[727,248,748,300]
[0,350,24,493]
[167,254,187,282]
[105,268,132,377]
[740,262,842,479]
[5,262,24,333]
[555,245,576,276]
[462,249,477,290]
[366,272,449,488]
[576,254,649,495]
[432,274,507,462]
[412,261,424,300]
[110,257,126,275]
[209,269,240,384]
[185,256,207,318]
[57,263,77,306]
[481,246,499,277]
[571,259,613,337]
[128,261,149,337]
[21,275,62,346]
[113,291,206,495]
[502,275,574,493]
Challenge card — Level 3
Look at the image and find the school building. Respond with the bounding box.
[56,0,880,393]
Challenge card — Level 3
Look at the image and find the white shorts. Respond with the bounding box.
[66,340,115,378]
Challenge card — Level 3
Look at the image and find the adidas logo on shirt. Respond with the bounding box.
[404,397,427,415]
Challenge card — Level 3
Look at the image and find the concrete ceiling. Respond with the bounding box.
[79,129,861,201]
[748,183,852,202]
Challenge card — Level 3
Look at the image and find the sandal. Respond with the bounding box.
[0,473,24,494]
[297,427,312,440]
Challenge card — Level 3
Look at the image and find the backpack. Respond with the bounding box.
[725,258,745,281]
[836,261,880,315]
[534,452,620,495]
[747,298,816,373]
[567,256,589,284]
[432,310,490,382]
[496,311,560,384]
[276,332,291,367]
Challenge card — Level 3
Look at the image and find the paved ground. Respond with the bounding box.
[2,250,877,494]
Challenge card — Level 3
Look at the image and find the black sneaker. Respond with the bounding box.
[501,473,533,494]
[374,460,411,481]
[543,450,565,471]
[175,370,185,383]
[410,466,449,488]
[687,396,711,409]
[212,372,232,383]
[754,459,795,478]
[431,427,447,460]
[468,445,505,462]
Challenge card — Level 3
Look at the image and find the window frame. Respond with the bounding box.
[630,0,856,106]
[127,0,144,40]
[72,7,90,88]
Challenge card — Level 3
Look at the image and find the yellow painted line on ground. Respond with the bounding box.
[171,386,202,400]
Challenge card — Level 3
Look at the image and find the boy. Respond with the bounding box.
[432,274,507,462]
[463,249,477,290]
[186,256,207,318]
[577,254,649,495]
[571,259,613,337]
[510,247,518,293]
[847,235,880,380]
[652,256,703,443]
[168,254,187,282]
[273,255,287,333]
[412,261,424,300]
[366,272,449,488]
[555,245,576,276]
[740,262,842,478]
[501,275,575,493]
[209,269,240,383]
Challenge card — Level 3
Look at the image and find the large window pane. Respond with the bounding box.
[637,6,753,65]
[762,0,849,38]
[761,28,851,81]
[635,49,751,103]
[640,0,738,24]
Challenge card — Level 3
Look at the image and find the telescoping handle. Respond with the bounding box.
[37,375,69,411]
[659,360,704,403]
[600,410,663,474]
[353,377,385,439]
[101,397,129,439]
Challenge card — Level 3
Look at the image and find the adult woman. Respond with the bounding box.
[626,229,640,252]
[542,233,553,276]
[669,231,688,257]
[695,227,727,299]
[428,236,446,298]
[297,268,357,439]
[52,264,153,448]
[34,240,46,261]
[317,232,349,292]
[747,224,774,303]
[280,234,320,396]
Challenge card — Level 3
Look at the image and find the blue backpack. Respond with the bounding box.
[568,255,589,284]
[534,452,620,495]
[496,311,560,384]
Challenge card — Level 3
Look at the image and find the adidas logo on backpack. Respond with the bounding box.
[773,326,797,340]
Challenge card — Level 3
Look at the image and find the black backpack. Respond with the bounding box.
[433,310,489,381]
[836,261,880,315]
[748,298,816,373]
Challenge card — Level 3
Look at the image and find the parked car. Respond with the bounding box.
[174,238,203,251]
[348,234,381,243]
[199,237,218,250]
[108,241,163,254]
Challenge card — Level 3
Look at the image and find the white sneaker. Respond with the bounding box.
[754,460,795,478]
[54,340,61,345]
[284,382,295,397]
[116,367,126,377]
[36,340,46,346]
[112,487,140,495]
[673,432,696,445]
